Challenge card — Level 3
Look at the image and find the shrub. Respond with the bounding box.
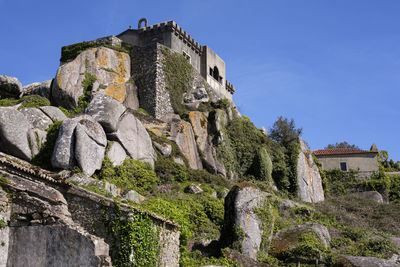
[97,158,159,195]
[31,120,62,170]
[0,95,50,109]
[155,157,187,183]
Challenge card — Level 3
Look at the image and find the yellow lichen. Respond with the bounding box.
[105,83,126,102]
[95,48,109,67]
[148,129,162,137]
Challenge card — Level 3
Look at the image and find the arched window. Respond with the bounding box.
[213,66,219,81]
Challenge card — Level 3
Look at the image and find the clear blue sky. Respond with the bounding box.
[1,0,400,159]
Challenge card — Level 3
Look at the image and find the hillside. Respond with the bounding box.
[0,26,400,267]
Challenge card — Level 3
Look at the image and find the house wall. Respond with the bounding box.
[317,153,378,178]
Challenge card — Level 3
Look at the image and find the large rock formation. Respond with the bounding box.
[113,112,155,167]
[51,115,107,176]
[0,75,23,98]
[297,138,325,203]
[0,107,33,160]
[22,79,52,98]
[85,94,126,133]
[52,46,137,109]
[338,255,400,267]
[189,111,225,175]
[221,183,274,260]
[168,117,202,170]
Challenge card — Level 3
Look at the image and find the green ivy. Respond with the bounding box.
[160,46,194,116]
[103,204,160,267]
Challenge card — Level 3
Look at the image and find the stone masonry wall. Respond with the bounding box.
[0,153,179,267]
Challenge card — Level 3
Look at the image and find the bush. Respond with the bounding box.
[97,158,159,195]
[155,157,187,183]
[31,120,62,170]
[0,95,50,109]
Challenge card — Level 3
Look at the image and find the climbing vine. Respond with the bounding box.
[103,204,160,267]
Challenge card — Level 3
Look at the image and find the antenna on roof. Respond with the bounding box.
[138,18,148,29]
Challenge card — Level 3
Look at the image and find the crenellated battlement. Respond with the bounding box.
[226,81,235,94]
[137,21,202,55]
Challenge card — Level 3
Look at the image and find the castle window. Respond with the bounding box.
[340,162,347,171]
[209,67,213,76]
[213,66,220,82]
[182,51,191,63]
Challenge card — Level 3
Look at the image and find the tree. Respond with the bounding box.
[325,142,360,149]
[269,116,302,148]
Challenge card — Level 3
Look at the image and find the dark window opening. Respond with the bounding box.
[209,67,213,76]
[340,162,347,171]
[213,66,220,81]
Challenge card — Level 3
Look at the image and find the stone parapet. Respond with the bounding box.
[138,21,202,55]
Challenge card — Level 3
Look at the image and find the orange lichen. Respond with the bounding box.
[95,48,109,67]
[105,83,126,102]
[148,128,162,137]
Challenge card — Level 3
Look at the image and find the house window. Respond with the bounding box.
[182,51,191,63]
[340,162,347,171]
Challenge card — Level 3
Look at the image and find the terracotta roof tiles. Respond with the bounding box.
[313,148,377,156]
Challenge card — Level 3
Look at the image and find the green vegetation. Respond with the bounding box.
[103,204,160,267]
[217,115,300,196]
[60,41,132,62]
[0,95,50,109]
[0,176,9,184]
[161,46,194,116]
[325,141,360,149]
[70,72,97,114]
[269,116,302,148]
[0,218,6,228]
[31,120,62,170]
[96,157,159,195]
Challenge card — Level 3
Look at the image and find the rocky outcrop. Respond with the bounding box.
[0,106,65,161]
[51,115,107,176]
[297,138,325,203]
[153,141,172,157]
[0,75,23,98]
[189,111,225,175]
[270,223,330,260]
[338,255,400,267]
[106,141,127,166]
[168,117,202,170]
[221,183,274,260]
[22,79,52,98]
[351,191,386,204]
[20,107,54,131]
[74,120,107,176]
[0,107,33,160]
[52,46,136,109]
[113,112,155,167]
[39,106,67,122]
[86,94,126,133]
